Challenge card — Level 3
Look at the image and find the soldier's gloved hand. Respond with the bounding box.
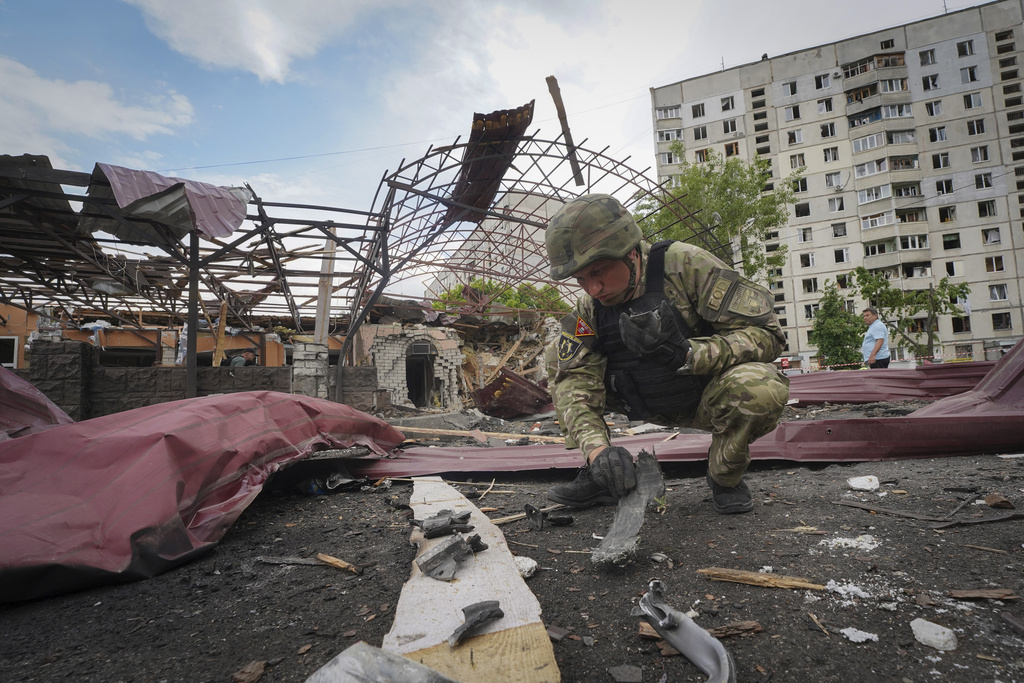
[619,301,691,370]
[589,446,637,498]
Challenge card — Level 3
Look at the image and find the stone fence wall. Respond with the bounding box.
[28,340,290,419]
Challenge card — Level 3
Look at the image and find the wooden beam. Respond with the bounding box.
[697,567,825,590]
[399,426,565,444]
[484,335,524,384]
[211,301,229,367]
[381,477,560,682]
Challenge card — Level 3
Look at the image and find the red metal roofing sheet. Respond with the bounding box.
[96,163,248,238]
[348,341,1024,479]
[0,366,73,440]
[0,391,404,602]
[786,361,994,405]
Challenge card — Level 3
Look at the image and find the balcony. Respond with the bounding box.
[844,69,879,92]
[846,93,881,117]
[894,194,924,209]
[903,275,934,289]
[888,167,922,183]
[863,251,899,269]
[860,222,897,240]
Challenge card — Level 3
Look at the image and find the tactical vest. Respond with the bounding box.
[593,241,713,420]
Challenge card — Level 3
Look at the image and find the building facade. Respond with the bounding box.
[652,0,1024,366]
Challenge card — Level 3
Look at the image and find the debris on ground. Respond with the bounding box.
[591,450,665,564]
[447,600,505,647]
[840,627,878,643]
[910,618,958,651]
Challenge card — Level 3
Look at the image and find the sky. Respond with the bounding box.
[1,0,995,221]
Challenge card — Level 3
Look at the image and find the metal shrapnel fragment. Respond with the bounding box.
[448,600,505,647]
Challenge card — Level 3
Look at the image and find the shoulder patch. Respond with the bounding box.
[573,316,595,337]
[557,331,584,362]
[561,311,598,350]
[728,282,773,320]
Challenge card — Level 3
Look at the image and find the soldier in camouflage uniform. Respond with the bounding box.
[544,193,789,513]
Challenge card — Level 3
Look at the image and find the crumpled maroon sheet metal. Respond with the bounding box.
[0,391,404,603]
[0,366,73,440]
[787,360,995,406]
[349,339,1024,479]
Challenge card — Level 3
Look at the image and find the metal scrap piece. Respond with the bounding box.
[448,600,505,647]
[632,580,737,683]
[412,509,475,539]
[591,450,664,564]
[524,503,545,530]
[415,532,487,581]
[524,503,574,531]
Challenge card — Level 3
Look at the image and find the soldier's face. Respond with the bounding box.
[573,257,632,303]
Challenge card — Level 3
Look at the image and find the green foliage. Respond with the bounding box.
[633,145,802,285]
[847,267,971,360]
[432,278,571,316]
[810,281,864,370]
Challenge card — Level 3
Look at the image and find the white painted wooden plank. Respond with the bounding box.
[382,476,545,655]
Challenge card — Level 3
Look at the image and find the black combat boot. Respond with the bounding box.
[706,473,753,514]
[547,466,617,508]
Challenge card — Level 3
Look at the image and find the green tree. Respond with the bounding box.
[433,278,571,316]
[848,267,971,361]
[810,280,863,370]
[633,145,803,285]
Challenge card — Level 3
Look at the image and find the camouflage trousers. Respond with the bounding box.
[650,362,789,487]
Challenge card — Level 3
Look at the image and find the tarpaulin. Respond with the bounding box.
[0,391,404,602]
[0,365,73,440]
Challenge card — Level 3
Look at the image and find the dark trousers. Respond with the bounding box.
[869,358,890,369]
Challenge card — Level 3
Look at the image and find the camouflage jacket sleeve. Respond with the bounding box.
[662,242,786,376]
[545,301,612,457]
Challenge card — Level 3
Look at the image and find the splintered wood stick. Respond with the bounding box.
[398,426,565,443]
[808,612,830,637]
[697,567,825,590]
[316,553,362,575]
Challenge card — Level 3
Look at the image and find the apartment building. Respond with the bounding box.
[651,0,1024,366]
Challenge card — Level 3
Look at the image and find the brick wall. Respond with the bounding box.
[368,326,463,410]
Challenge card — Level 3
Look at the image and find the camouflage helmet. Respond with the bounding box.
[545,194,642,280]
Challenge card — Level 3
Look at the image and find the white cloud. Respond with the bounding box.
[0,56,193,168]
[373,1,700,182]
[122,0,399,83]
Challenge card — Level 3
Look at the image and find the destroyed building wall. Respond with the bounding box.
[360,325,463,410]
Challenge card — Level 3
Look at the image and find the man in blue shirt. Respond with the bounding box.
[861,307,890,368]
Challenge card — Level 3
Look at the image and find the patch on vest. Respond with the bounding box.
[557,331,584,362]
[574,316,595,337]
[728,282,772,319]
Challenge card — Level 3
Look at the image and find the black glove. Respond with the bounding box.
[619,301,692,370]
[590,446,637,498]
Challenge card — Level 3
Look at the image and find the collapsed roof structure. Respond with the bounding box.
[0,100,723,370]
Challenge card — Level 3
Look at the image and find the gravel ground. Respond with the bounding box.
[1,403,1022,683]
